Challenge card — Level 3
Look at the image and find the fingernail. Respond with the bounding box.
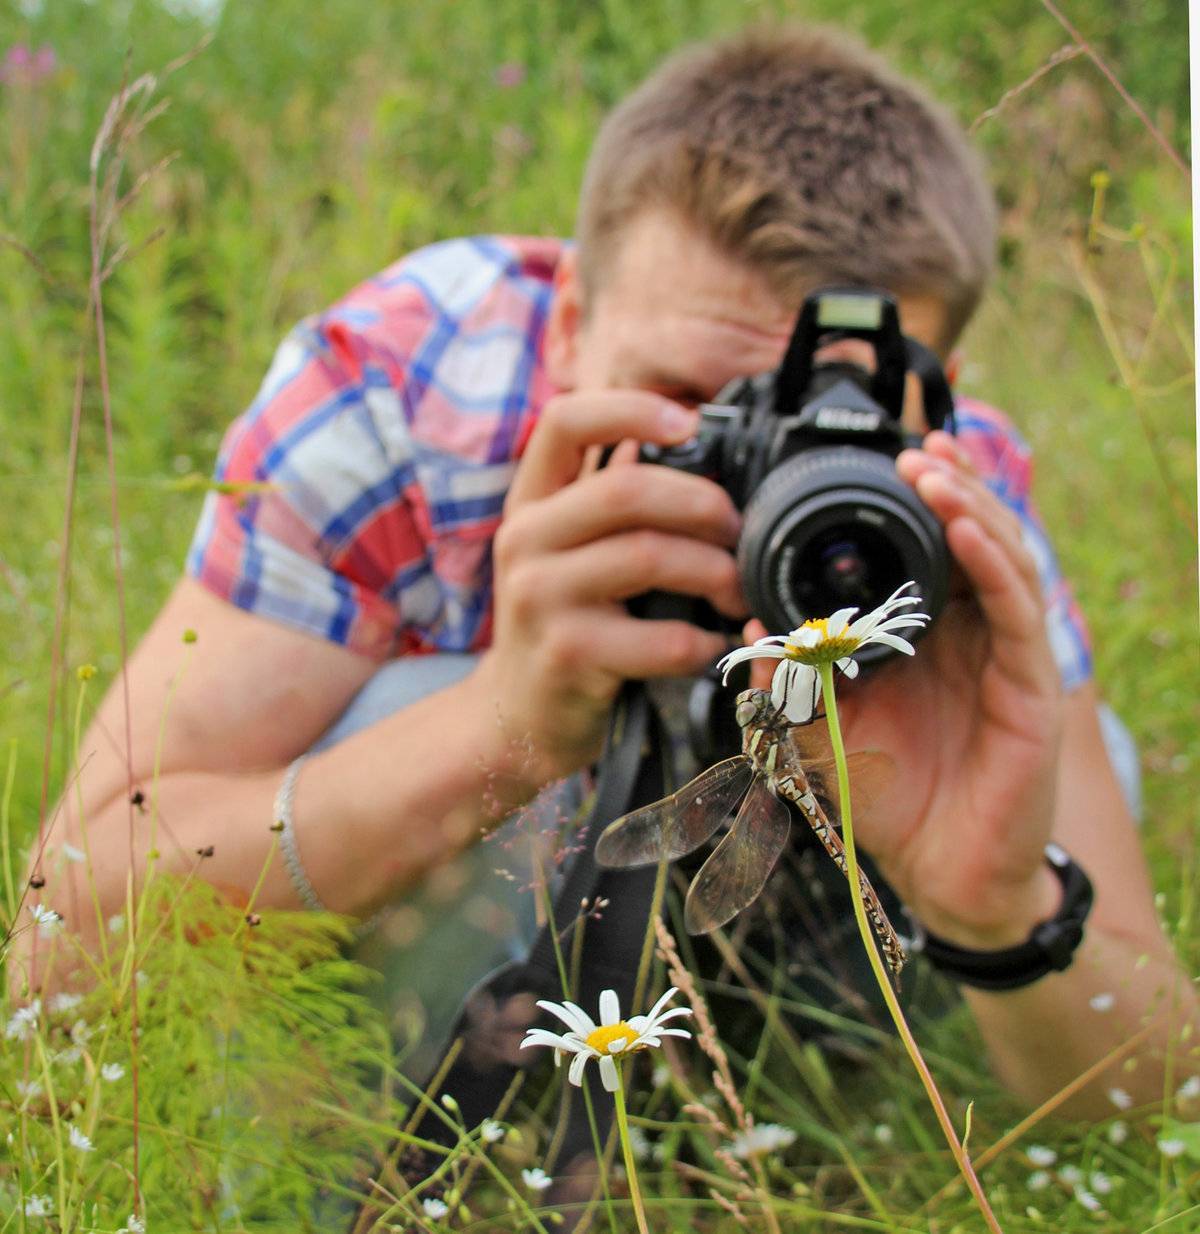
[659,402,696,437]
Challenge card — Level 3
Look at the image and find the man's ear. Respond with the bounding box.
[544,248,583,389]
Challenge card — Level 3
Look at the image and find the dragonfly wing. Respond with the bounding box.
[785,716,896,823]
[595,757,754,869]
[683,779,791,935]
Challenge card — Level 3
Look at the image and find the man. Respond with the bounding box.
[27,26,1193,1116]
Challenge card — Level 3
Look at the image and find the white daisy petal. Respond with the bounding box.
[837,657,860,678]
[773,661,819,723]
[537,999,596,1037]
[599,989,620,1026]
[599,1054,620,1092]
[826,606,859,633]
[568,1049,591,1088]
[863,631,918,655]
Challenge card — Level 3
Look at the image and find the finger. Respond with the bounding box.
[499,464,741,557]
[509,391,697,506]
[543,612,731,681]
[518,531,748,620]
[608,438,641,467]
[897,451,1039,595]
[943,515,1054,691]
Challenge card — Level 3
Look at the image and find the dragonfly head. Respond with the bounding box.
[734,688,774,732]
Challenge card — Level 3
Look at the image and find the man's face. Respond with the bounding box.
[546,210,952,424]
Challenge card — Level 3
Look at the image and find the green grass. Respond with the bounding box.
[1,0,1196,1229]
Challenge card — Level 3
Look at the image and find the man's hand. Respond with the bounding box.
[748,430,1064,945]
[475,390,747,785]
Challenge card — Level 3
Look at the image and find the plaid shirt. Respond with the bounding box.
[188,235,1091,688]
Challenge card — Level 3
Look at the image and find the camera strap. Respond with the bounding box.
[903,336,957,433]
[353,680,671,1222]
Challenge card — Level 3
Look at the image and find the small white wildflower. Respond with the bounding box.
[873,1123,894,1145]
[68,1124,93,1152]
[55,1045,82,1065]
[626,1125,651,1160]
[1026,1170,1051,1191]
[61,842,86,863]
[24,1194,53,1217]
[49,991,83,1015]
[1157,1137,1186,1159]
[101,1062,125,1082]
[1106,1086,1133,1111]
[1107,1120,1128,1145]
[118,1215,145,1234]
[16,1078,43,1100]
[1074,1186,1103,1212]
[1026,1145,1057,1167]
[1057,1165,1083,1185]
[522,1167,552,1192]
[727,1122,797,1159]
[1176,1075,1200,1102]
[1089,1171,1113,1195]
[520,987,692,1092]
[1088,992,1115,1012]
[135,969,149,987]
[29,903,61,937]
[421,1197,449,1219]
[69,1018,92,1045]
[107,913,125,934]
[652,1062,671,1089]
[479,1118,504,1143]
[5,999,41,1041]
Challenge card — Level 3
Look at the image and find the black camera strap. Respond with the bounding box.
[352,681,671,1223]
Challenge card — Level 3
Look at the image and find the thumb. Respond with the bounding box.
[741,618,778,691]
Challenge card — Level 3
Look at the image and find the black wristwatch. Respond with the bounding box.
[906,844,1094,992]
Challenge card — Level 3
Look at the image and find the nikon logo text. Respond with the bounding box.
[815,407,881,431]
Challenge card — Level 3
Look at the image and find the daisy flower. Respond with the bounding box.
[520,987,692,1092]
[717,582,930,723]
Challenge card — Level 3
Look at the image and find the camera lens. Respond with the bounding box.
[738,446,948,664]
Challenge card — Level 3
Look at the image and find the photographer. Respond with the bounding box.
[27,25,1193,1116]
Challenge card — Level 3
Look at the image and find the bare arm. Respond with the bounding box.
[962,684,1197,1117]
[22,389,744,985]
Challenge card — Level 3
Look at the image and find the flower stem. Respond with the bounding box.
[817,664,1004,1234]
[612,1075,651,1234]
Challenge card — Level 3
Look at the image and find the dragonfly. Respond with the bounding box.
[594,687,907,986]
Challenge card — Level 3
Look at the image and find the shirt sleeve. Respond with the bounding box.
[954,402,1092,691]
[186,319,425,660]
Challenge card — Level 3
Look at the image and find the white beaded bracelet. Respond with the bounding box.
[273,755,327,912]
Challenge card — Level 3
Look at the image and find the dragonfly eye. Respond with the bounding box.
[734,699,757,728]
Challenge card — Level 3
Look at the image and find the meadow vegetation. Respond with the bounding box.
[0,0,1195,1229]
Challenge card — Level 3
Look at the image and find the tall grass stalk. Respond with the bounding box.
[818,663,1004,1234]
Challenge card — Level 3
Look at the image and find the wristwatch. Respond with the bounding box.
[906,844,1094,992]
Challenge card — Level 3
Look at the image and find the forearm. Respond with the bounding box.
[35,664,547,945]
[964,923,1198,1118]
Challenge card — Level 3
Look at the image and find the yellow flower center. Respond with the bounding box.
[783,618,861,665]
[585,1021,638,1055]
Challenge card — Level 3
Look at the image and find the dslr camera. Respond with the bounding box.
[638,286,955,667]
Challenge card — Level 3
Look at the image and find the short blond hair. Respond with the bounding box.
[577,26,996,347]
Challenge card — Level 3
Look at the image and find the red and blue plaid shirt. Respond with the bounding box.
[188,235,1091,688]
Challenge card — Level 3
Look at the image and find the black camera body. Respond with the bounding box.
[639,287,955,665]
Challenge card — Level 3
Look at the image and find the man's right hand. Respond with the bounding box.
[475,390,747,785]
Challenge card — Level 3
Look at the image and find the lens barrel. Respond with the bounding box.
[737,446,947,663]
